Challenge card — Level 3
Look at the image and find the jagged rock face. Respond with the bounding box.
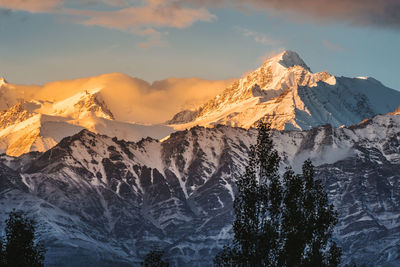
[167,110,198,124]
[0,89,174,157]
[0,102,35,129]
[50,90,115,121]
[0,113,399,266]
[318,158,400,266]
[0,51,398,157]
[169,51,400,131]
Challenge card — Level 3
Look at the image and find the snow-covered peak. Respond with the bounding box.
[44,89,115,120]
[263,50,311,72]
[0,81,176,156]
[169,51,400,131]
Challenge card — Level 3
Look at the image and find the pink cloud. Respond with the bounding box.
[1,0,399,30]
[0,0,215,32]
[0,0,63,13]
[184,0,400,29]
[0,0,216,48]
[76,1,216,31]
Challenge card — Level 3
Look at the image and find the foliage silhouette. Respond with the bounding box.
[142,248,169,267]
[1,210,45,267]
[214,122,341,267]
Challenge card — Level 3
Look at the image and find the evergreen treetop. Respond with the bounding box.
[0,210,45,267]
[214,121,341,267]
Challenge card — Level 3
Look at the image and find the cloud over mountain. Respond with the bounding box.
[2,73,231,124]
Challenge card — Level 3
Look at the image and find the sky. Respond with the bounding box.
[0,0,399,90]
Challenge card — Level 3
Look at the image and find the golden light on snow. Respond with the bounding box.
[2,73,232,124]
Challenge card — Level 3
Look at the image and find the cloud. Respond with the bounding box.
[73,0,216,32]
[322,40,343,52]
[97,0,129,7]
[184,0,400,29]
[72,0,215,48]
[11,73,233,124]
[0,0,216,30]
[0,0,63,13]
[2,0,399,31]
[235,26,280,45]
[136,28,167,49]
[247,0,400,28]
[0,0,215,48]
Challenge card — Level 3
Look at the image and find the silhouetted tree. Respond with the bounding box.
[214,122,341,267]
[142,248,169,267]
[0,238,4,267]
[280,161,341,267]
[1,210,45,267]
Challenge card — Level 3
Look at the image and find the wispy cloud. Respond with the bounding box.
[246,0,400,28]
[2,0,400,31]
[136,28,168,49]
[185,0,400,29]
[235,26,280,45]
[0,0,63,13]
[0,0,216,48]
[73,1,215,31]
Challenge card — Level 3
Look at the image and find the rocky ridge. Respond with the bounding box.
[0,111,399,266]
[169,51,400,131]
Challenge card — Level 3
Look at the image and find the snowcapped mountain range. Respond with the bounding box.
[0,51,399,156]
[168,51,400,130]
[0,86,173,156]
[1,111,399,266]
[0,51,399,266]
[0,73,237,156]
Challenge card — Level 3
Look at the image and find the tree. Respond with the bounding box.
[0,237,4,267]
[280,161,341,266]
[1,210,45,267]
[214,122,341,267]
[142,248,169,267]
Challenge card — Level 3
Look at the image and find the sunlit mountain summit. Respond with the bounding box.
[169,51,400,130]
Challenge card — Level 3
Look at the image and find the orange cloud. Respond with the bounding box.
[1,0,399,30]
[0,0,216,48]
[75,1,215,31]
[0,0,215,30]
[10,73,233,124]
[0,0,63,13]
[69,1,215,47]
